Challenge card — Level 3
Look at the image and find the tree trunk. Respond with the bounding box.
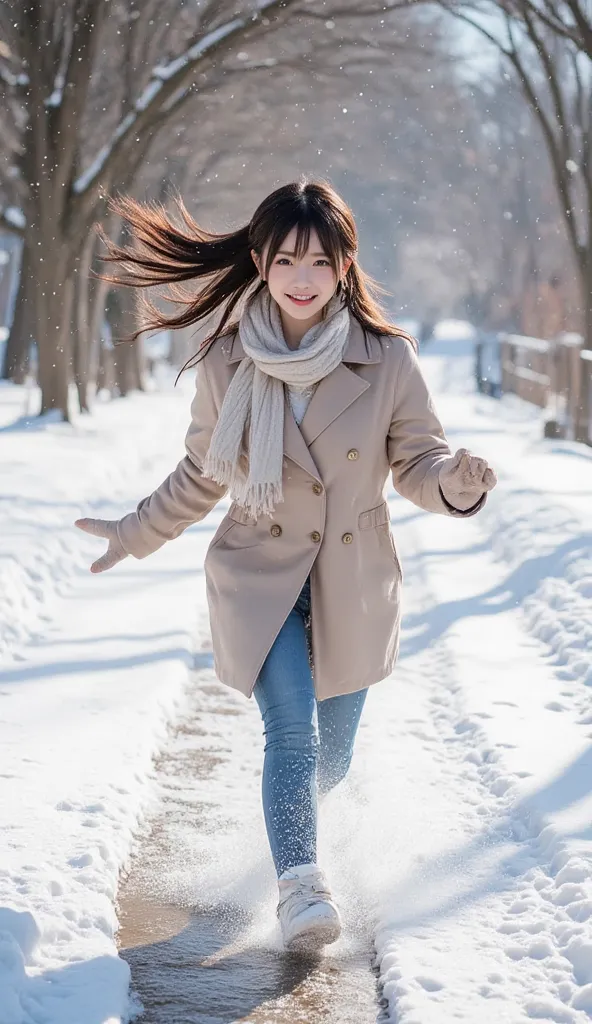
[88,273,110,388]
[574,257,592,442]
[129,328,146,392]
[1,244,33,383]
[72,237,96,413]
[107,287,145,396]
[71,274,88,414]
[97,329,115,394]
[113,338,144,396]
[85,219,116,397]
[0,243,19,332]
[36,270,74,420]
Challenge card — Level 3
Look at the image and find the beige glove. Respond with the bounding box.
[75,518,128,574]
[439,448,497,511]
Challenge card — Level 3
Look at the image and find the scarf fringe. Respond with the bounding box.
[201,290,350,520]
[202,455,284,519]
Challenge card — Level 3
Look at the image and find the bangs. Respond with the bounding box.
[262,207,348,278]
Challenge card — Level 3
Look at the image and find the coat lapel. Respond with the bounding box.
[298,320,380,446]
[223,317,382,461]
[298,364,371,447]
[283,393,322,481]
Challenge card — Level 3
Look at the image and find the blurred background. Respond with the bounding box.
[1,0,591,441]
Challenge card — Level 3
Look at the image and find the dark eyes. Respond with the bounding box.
[275,258,331,266]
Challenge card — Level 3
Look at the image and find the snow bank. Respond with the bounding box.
[0,375,227,1022]
[371,342,592,1022]
[2,341,592,1023]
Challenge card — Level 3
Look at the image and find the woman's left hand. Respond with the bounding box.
[439,448,497,510]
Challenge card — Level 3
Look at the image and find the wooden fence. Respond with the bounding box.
[500,334,551,408]
[580,350,592,444]
[498,332,589,442]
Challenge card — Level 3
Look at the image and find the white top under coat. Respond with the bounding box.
[285,382,318,425]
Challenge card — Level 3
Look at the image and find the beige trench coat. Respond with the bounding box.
[117,320,485,699]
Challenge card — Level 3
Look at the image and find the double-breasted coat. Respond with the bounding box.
[117,319,485,700]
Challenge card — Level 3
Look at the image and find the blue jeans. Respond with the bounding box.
[253,579,367,877]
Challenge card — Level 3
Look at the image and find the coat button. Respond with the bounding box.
[347,449,359,461]
[270,524,282,537]
[311,530,321,543]
[312,483,323,495]
[342,532,353,544]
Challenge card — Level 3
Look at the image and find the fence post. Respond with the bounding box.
[578,351,592,445]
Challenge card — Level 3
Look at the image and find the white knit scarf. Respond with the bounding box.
[202,287,351,518]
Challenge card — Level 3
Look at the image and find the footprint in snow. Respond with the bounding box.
[415,975,445,992]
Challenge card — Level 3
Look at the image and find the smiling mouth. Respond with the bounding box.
[286,294,318,305]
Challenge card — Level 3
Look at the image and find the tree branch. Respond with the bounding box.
[520,5,572,168]
[302,0,416,18]
[503,30,581,259]
[71,0,301,206]
[0,206,25,236]
[563,0,592,58]
[55,0,109,208]
[440,2,585,263]
[504,0,586,50]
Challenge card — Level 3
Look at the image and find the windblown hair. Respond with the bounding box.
[98,178,414,374]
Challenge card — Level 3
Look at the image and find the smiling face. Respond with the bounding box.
[253,226,343,327]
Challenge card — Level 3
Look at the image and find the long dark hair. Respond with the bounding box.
[98,178,413,373]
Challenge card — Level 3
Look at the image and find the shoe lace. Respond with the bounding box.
[277,877,332,918]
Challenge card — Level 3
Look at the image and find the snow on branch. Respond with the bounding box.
[74,113,135,194]
[45,71,65,109]
[73,13,252,194]
[5,207,25,228]
[1,206,26,234]
[150,17,242,85]
[73,0,293,197]
[0,66,29,88]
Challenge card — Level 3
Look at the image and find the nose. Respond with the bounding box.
[291,264,314,289]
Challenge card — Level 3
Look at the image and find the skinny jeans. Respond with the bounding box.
[253,578,367,877]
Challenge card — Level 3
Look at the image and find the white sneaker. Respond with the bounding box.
[277,863,342,952]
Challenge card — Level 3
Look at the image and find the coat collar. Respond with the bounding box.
[298,364,370,446]
[283,394,322,481]
[222,315,383,366]
[222,317,380,473]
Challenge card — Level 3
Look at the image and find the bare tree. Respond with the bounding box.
[435,0,592,435]
[1,0,413,418]
[497,0,592,58]
[444,70,577,334]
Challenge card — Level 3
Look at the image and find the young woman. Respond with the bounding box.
[76,179,497,953]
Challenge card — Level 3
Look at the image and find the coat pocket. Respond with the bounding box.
[358,501,390,530]
[358,501,402,577]
[207,504,260,556]
[207,518,236,551]
[228,503,257,526]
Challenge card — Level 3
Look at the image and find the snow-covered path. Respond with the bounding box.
[368,345,592,1023]
[1,341,591,1023]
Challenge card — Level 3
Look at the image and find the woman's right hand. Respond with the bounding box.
[75,518,128,574]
